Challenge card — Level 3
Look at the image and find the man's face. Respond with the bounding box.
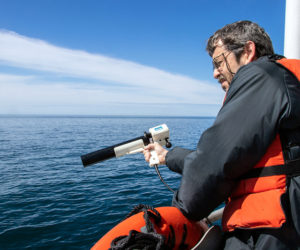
[212,42,244,92]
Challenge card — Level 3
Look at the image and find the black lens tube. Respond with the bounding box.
[81,134,150,167]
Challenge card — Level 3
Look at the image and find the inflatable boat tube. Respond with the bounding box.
[92,206,205,250]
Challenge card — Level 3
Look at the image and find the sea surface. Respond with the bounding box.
[0,115,215,249]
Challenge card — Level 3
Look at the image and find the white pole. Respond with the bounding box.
[206,207,224,223]
[284,0,300,59]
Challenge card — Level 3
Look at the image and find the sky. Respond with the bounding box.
[0,0,286,116]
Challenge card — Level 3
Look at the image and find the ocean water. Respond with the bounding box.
[0,116,215,249]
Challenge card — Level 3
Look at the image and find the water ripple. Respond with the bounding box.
[0,116,214,249]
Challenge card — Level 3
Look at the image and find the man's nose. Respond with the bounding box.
[213,68,220,79]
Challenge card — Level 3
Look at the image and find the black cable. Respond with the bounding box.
[154,165,175,194]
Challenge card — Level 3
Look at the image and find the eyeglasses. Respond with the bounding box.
[212,51,232,70]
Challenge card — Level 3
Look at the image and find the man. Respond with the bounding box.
[144,21,300,249]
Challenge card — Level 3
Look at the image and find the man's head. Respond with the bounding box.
[206,21,274,91]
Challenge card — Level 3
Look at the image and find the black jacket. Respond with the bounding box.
[165,56,300,238]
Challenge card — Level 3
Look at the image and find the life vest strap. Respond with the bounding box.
[240,159,300,179]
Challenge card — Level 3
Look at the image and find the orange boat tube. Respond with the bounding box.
[92,206,204,250]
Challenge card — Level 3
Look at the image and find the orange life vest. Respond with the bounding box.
[222,58,300,232]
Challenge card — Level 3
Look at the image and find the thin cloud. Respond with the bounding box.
[0,30,223,115]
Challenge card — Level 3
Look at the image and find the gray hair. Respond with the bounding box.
[206,20,274,61]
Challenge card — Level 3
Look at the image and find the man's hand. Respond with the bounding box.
[143,142,168,165]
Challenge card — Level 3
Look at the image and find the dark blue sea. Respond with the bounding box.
[0,115,215,249]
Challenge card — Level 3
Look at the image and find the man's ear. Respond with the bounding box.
[243,41,256,63]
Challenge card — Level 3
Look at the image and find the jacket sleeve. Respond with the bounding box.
[165,147,193,174]
[167,59,290,221]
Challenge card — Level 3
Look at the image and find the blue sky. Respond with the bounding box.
[0,0,286,116]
